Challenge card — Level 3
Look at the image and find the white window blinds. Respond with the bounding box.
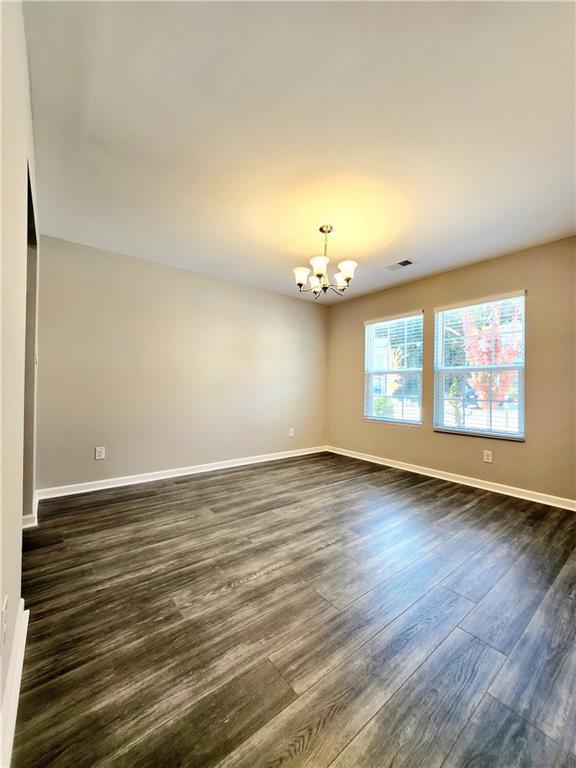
[434,294,525,439]
[364,313,423,425]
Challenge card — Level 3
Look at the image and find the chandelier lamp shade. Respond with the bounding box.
[292,225,358,298]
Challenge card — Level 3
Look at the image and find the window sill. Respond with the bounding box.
[364,418,422,428]
[433,427,525,442]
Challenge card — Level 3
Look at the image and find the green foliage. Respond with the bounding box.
[373,396,395,418]
[448,377,463,425]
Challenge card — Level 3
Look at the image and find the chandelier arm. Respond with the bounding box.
[299,285,324,298]
[301,284,346,295]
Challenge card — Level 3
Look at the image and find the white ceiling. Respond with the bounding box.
[24,1,575,302]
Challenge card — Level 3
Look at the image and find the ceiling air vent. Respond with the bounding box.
[386,259,415,271]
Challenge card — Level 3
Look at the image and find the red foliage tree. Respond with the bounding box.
[463,302,522,408]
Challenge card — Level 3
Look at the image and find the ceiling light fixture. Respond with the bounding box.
[292,225,358,299]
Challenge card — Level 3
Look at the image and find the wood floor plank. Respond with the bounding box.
[13,587,336,767]
[330,628,505,768]
[100,659,297,768]
[442,531,527,604]
[442,694,558,768]
[219,586,473,768]
[20,593,182,689]
[460,507,576,653]
[489,549,576,749]
[213,525,349,581]
[440,503,546,602]
[312,493,496,610]
[269,549,473,694]
[172,542,352,617]
[343,514,444,562]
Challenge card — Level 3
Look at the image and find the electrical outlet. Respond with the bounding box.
[1,595,8,648]
[95,446,106,460]
[483,449,493,464]
[288,428,295,438]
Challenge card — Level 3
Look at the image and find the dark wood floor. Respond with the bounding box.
[14,453,576,767]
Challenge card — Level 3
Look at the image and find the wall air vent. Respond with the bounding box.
[386,259,415,271]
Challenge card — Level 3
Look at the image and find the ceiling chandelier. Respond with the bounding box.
[292,225,358,299]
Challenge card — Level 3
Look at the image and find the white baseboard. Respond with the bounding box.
[22,514,37,530]
[1,599,29,768]
[326,445,576,512]
[22,494,39,529]
[34,446,329,503]
[30,442,575,517]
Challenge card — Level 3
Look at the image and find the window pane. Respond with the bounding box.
[405,341,422,368]
[434,296,525,438]
[366,373,422,423]
[442,313,465,367]
[365,314,423,373]
[493,329,524,366]
[364,312,423,426]
[490,369,522,434]
[403,399,421,422]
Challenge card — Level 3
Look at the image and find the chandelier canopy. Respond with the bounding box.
[292,225,358,299]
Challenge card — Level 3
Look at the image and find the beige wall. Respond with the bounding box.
[36,236,576,500]
[36,237,327,488]
[327,237,576,501]
[1,1,37,693]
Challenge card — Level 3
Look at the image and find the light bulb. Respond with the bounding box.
[334,271,347,290]
[308,275,322,295]
[310,256,329,277]
[338,260,358,280]
[293,266,311,287]
[309,275,321,289]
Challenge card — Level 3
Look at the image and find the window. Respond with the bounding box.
[364,312,423,424]
[434,294,525,439]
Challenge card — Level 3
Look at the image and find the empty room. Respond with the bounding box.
[1,1,575,766]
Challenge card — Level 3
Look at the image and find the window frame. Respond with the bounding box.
[433,291,526,441]
[364,310,424,427]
